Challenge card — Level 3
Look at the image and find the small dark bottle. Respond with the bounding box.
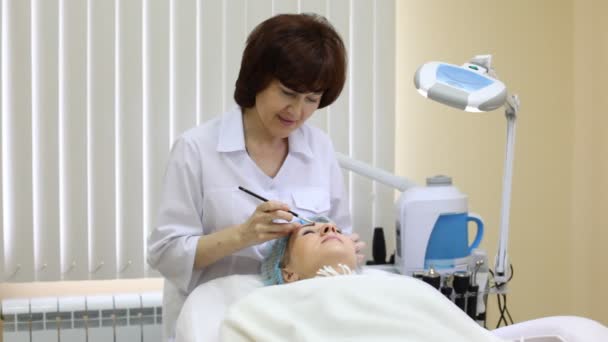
[441,285,453,300]
[422,268,441,290]
[453,271,471,312]
[372,227,387,265]
[466,284,479,319]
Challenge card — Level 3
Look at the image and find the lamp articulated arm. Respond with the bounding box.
[494,94,520,287]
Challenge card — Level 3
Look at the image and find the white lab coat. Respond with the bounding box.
[147,106,351,341]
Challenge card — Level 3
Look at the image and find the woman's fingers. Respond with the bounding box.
[356,253,366,265]
[242,201,300,245]
[259,229,293,241]
[349,233,367,265]
[349,233,364,250]
[264,222,301,234]
[271,210,295,222]
[258,200,289,213]
[257,201,294,222]
[354,240,366,253]
[256,224,299,242]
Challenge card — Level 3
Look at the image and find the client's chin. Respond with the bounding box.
[317,244,357,270]
[312,253,357,275]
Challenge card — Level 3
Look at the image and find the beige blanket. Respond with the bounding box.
[220,274,505,342]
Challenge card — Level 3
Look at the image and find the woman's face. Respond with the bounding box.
[253,79,322,138]
[281,222,357,283]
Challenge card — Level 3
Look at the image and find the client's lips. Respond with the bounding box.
[322,236,342,244]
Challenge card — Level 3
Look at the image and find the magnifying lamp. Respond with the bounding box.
[335,54,519,287]
[414,55,520,286]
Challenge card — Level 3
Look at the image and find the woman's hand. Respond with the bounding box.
[238,200,301,246]
[349,233,366,265]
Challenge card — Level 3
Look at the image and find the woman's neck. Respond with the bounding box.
[242,107,285,149]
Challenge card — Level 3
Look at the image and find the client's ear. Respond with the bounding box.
[281,267,300,283]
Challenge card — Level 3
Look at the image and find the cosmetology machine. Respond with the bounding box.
[336,55,520,324]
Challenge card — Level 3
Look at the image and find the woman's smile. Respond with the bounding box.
[277,114,298,127]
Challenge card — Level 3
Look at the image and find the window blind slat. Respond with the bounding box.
[32,0,60,281]
[350,0,375,258]
[299,0,328,133]
[143,0,169,277]
[245,0,272,34]
[272,0,298,15]
[373,0,397,256]
[326,0,350,155]
[59,0,88,280]
[1,0,5,281]
[117,0,144,279]
[223,0,246,111]
[198,0,224,123]
[300,0,325,14]
[2,0,34,283]
[170,0,197,140]
[326,0,351,209]
[88,0,116,280]
[0,0,396,281]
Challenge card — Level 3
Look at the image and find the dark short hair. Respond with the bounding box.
[234,13,347,109]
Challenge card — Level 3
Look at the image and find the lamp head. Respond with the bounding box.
[414,61,507,112]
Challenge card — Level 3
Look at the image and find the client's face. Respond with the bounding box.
[281,223,357,283]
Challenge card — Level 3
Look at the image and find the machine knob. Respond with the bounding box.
[422,268,441,289]
[453,270,471,294]
[452,270,471,312]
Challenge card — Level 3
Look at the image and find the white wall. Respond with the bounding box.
[572,0,608,323]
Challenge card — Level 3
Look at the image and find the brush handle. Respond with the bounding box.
[238,186,304,218]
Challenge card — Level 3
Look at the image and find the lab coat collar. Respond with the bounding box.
[217,107,246,153]
[216,107,314,159]
[288,126,314,159]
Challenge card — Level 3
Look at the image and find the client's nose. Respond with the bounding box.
[320,225,337,235]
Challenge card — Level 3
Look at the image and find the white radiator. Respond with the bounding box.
[2,292,162,342]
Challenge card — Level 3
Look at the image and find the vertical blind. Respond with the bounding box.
[1,0,395,282]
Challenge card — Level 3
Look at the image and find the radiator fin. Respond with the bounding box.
[2,292,162,342]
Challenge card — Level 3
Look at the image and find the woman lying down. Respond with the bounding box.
[219,217,505,342]
[175,217,507,342]
[178,218,607,342]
